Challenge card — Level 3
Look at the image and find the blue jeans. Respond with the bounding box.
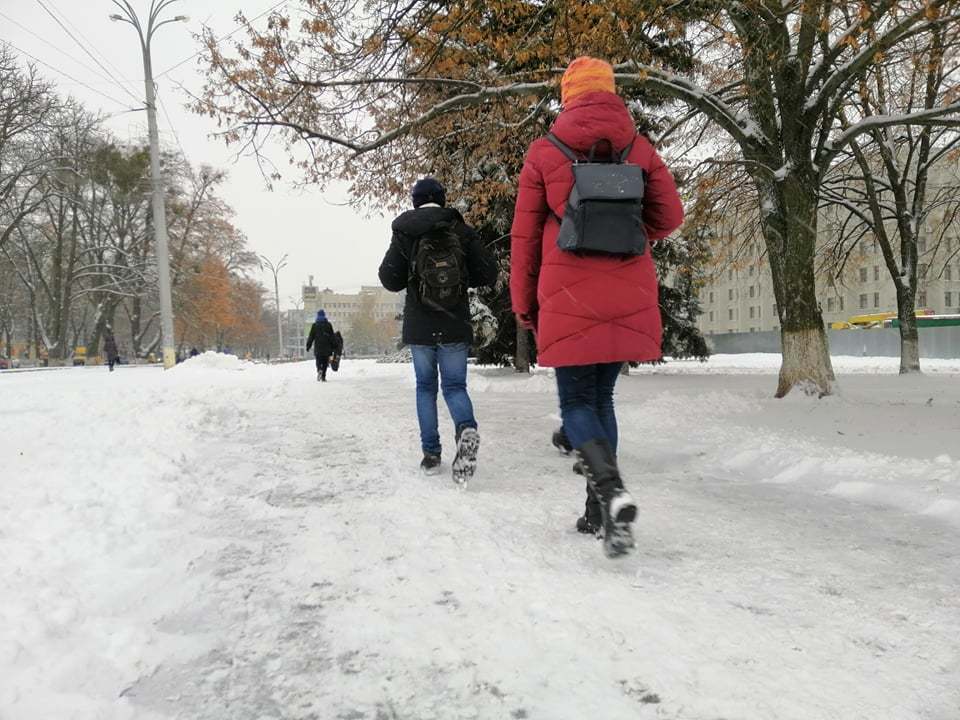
[555,363,622,453]
[410,343,477,455]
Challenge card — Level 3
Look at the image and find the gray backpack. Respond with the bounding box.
[547,133,648,256]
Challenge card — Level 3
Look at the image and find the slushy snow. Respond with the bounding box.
[1,355,958,719]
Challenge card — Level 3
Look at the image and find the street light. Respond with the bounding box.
[110,1,187,369]
[260,254,288,359]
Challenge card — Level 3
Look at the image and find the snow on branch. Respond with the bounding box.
[285,76,485,91]
[613,63,768,150]
[806,0,903,91]
[823,103,960,163]
[246,80,555,155]
[807,3,956,116]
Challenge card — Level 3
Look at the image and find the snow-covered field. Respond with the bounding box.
[2,353,959,720]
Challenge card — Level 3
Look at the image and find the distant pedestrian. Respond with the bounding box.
[510,56,684,556]
[305,309,337,382]
[189,347,200,358]
[379,176,497,482]
[103,326,120,372]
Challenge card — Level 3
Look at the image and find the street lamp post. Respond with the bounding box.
[260,254,288,359]
[110,1,187,370]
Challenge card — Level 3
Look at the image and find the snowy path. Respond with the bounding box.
[2,357,959,719]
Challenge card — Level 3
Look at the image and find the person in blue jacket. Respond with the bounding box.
[306,309,337,382]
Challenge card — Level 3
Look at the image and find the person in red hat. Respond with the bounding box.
[510,56,684,557]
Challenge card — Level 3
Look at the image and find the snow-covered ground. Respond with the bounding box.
[2,353,959,720]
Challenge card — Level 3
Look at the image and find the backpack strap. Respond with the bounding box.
[548,133,636,163]
[546,133,580,163]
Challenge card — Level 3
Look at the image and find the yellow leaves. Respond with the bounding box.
[361,35,384,55]
[944,83,960,105]
[302,17,331,35]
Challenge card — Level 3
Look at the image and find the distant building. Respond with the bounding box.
[298,277,404,352]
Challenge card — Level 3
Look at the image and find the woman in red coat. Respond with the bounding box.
[510,57,684,557]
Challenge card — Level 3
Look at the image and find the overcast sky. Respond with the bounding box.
[1,0,395,309]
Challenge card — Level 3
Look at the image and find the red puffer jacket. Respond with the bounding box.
[510,91,684,367]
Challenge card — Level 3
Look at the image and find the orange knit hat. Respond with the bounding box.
[560,56,616,106]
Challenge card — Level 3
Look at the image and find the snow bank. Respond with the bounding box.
[174,350,251,371]
[637,353,960,375]
[0,366,264,718]
[471,368,556,394]
[376,347,412,363]
[619,377,960,527]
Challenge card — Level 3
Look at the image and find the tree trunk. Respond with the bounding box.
[129,297,143,358]
[514,325,530,373]
[57,194,81,362]
[895,283,921,374]
[31,314,39,361]
[756,172,836,397]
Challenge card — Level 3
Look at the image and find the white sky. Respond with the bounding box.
[0,0,394,309]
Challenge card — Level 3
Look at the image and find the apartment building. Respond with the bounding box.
[301,283,404,331]
[697,167,960,335]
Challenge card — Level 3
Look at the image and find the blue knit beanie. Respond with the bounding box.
[411,177,446,208]
[316,309,326,321]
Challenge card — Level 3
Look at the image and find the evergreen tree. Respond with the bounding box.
[651,229,710,361]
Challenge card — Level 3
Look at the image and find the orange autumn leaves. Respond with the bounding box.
[176,256,267,351]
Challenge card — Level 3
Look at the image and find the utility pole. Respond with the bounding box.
[260,254,288,359]
[110,1,186,369]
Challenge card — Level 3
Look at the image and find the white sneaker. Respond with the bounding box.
[451,427,480,485]
[603,490,637,558]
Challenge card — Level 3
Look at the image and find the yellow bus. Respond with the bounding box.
[845,312,896,328]
[833,308,935,330]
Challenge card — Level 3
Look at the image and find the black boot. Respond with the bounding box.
[575,483,602,537]
[575,439,636,558]
[552,427,573,455]
[420,452,441,475]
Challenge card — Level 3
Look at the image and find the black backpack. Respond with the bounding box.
[547,133,647,256]
[413,222,467,310]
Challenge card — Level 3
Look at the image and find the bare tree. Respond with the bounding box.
[0,48,58,253]
[75,142,155,357]
[0,253,29,358]
[820,23,960,373]
[0,102,105,363]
